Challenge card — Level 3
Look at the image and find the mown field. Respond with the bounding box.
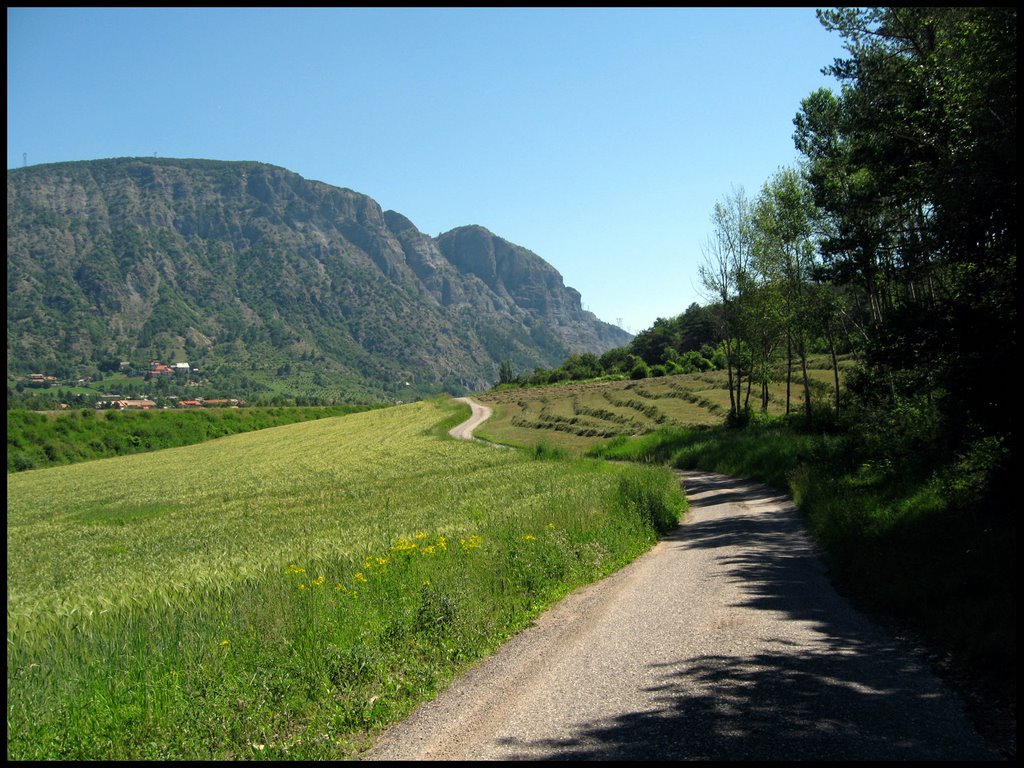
[6,397,685,760]
[475,358,846,451]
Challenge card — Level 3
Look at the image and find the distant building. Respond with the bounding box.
[27,373,59,387]
[149,362,175,377]
[116,399,157,410]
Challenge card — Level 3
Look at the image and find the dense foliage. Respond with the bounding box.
[794,7,1016,480]
[498,303,726,387]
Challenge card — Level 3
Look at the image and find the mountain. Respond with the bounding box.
[6,158,630,401]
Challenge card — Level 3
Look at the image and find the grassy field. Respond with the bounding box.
[475,357,846,452]
[7,404,384,472]
[6,397,685,760]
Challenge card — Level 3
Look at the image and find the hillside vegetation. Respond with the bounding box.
[477,356,847,452]
[6,398,685,760]
[7,158,629,402]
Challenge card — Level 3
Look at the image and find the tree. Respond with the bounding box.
[497,359,515,386]
[751,168,819,418]
[795,7,1016,469]
[699,188,754,421]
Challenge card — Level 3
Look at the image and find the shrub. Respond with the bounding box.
[614,465,686,535]
[629,360,650,380]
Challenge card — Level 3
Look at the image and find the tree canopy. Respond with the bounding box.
[795,7,1015,458]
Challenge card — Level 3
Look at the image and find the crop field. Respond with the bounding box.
[6,397,685,760]
[475,358,847,451]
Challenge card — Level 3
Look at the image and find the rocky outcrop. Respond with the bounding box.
[7,158,631,399]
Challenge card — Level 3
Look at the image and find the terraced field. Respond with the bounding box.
[476,359,848,451]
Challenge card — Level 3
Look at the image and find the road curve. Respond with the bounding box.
[447,397,495,442]
[365,407,1001,760]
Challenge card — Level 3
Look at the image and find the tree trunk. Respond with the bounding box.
[785,332,792,416]
[799,335,812,419]
[725,338,736,417]
[827,328,840,417]
[735,359,743,417]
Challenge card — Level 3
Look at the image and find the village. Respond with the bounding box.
[15,361,245,410]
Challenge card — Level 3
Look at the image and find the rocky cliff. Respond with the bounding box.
[7,157,630,400]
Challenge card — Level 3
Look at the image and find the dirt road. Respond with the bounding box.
[363,402,1000,760]
[447,397,495,442]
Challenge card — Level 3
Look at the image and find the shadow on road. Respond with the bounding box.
[492,642,999,760]
[489,471,1002,761]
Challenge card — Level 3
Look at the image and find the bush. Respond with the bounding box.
[629,360,650,380]
[529,440,567,461]
[614,465,686,535]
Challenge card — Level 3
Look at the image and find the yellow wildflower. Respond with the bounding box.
[354,572,367,583]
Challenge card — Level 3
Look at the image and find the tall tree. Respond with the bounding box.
[795,7,1016,452]
[699,188,754,421]
[751,168,819,418]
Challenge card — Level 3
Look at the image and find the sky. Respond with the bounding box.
[7,7,847,335]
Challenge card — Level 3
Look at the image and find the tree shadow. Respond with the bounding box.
[488,472,1002,761]
[492,640,1000,760]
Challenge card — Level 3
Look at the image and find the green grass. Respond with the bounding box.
[476,360,845,453]
[6,398,686,760]
[7,404,384,472]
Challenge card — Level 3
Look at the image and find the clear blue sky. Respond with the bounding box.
[7,7,846,335]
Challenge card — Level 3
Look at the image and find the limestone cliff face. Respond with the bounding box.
[7,158,631,397]
[435,225,630,352]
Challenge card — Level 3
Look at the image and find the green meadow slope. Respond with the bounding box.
[6,397,685,759]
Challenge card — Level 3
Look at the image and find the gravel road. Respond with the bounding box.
[363,404,1001,761]
[447,397,493,442]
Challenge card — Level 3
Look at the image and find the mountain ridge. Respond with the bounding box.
[7,157,630,401]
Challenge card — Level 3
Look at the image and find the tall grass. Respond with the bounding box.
[7,399,686,760]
